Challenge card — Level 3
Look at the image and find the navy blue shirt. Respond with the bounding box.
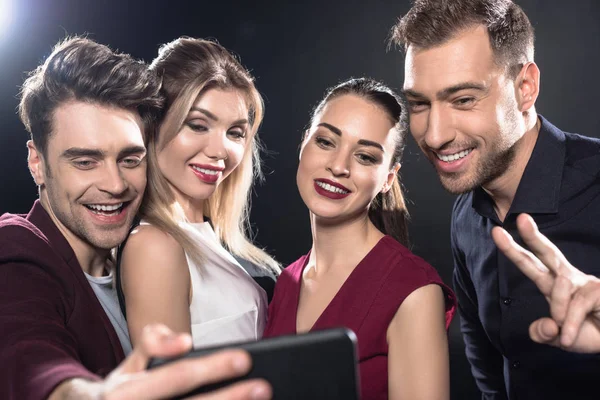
[451,116,600,400]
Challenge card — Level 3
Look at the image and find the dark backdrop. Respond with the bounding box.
[1,0,599,398]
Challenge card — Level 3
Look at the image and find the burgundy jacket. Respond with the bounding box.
[0,201,125,399]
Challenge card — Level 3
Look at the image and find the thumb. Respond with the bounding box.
[117,324,193,374]
[529,318,561,346]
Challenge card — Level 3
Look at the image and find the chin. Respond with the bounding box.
[307,204,342,220]
[90,234,128,250]
[439,175,480,195]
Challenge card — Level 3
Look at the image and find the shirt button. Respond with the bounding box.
[502,297,512,305]
[511,360,521,369]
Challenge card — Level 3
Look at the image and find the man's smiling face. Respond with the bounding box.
[403,25,523,194]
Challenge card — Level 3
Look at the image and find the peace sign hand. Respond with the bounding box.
[492,213,600,353]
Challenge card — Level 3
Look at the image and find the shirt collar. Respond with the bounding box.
[472,115,565,218]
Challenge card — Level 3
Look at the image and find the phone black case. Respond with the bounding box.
[147,327,360,400]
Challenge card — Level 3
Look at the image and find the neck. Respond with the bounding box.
[170,186,205,223]
[39,196,110,277]
[483,113,540,222]
[308,211,384,274]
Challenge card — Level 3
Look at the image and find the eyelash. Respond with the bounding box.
[407,100,429,113]
[356,154,377,164]
[121,158,142,168]
[73,160,94,169]
[454,97,475,107]
[315,137,334,147]
[186,122,246,140]
[315,137,379,165]
[186,122,208,132]
[72,158,142,170]
[228,129,246,140]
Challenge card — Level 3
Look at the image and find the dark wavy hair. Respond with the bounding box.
[18,36,164,157]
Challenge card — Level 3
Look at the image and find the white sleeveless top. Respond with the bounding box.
[150,221,268,348]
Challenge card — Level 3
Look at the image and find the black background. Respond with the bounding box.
[1,1,599,398]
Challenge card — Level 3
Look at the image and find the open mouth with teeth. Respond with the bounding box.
[315,181,349,194]
[435,148,473,162]
[84,202,127,216]
[191,166,220,175]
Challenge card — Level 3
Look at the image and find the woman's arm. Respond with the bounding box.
[120,225,192,346]
[387,284,449,400]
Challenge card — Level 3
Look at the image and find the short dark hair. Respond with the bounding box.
[18,36,164,157]
[309,78,410,248]
[390,0,534,75]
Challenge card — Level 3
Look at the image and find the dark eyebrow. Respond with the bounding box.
[61,146,146,159]
[317,123,384,152]
[401,89,426,99]
[437,82,488,100]
[190,107,248,126]
[118,146,147,158]
[357,139,384,152]
[402,82,488,101]
[61,148,105,158]
[317,122,342,136]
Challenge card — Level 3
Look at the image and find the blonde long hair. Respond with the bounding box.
[141,37,279,274]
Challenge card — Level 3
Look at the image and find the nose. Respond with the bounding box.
[97,162,128,196]
[326,148,350,177]
[205,131,229,161]
[422,104,456,150]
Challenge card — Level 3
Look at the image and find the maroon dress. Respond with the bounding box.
[264,236,456,400]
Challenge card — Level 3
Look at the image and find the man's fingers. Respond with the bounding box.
[560,281,600,348]
[492,226,551,292]
[515,214,571,274]
[549,275,574,326]
[110,349,254,400]
[529,318,561,346]
[117,324,193,374]
[191,379,272,400]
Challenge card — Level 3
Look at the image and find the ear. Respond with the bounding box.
[515,62,540,113]
[27,140,47,186]
[381,163,401,194]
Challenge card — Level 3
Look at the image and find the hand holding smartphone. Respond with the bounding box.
[147,327,360,400]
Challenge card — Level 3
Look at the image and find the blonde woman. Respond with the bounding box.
[117,37,279,348]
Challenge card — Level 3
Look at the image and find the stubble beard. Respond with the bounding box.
[44,182,136,251]
[436,139,518,195]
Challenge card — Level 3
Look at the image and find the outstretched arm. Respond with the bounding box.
[492,213,600,353]
[388,284,449,400]
[49,324,271,400]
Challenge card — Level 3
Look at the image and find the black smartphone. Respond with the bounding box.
[147,327,360,400]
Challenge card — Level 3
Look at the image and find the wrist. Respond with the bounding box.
[48,378,102,400]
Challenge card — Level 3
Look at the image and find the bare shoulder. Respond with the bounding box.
[120,224,187,274]
[401,284,445,310]
[387,284,446,339]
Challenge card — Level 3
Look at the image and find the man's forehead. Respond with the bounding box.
[403,26,496,91]
[48,102,146,153]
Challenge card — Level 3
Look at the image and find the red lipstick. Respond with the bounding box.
[190,164,224,184]
[313,179,351,200]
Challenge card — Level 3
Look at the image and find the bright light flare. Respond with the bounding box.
[0,0,14,40]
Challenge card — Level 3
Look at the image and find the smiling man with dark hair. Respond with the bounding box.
[0,36,271,400]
